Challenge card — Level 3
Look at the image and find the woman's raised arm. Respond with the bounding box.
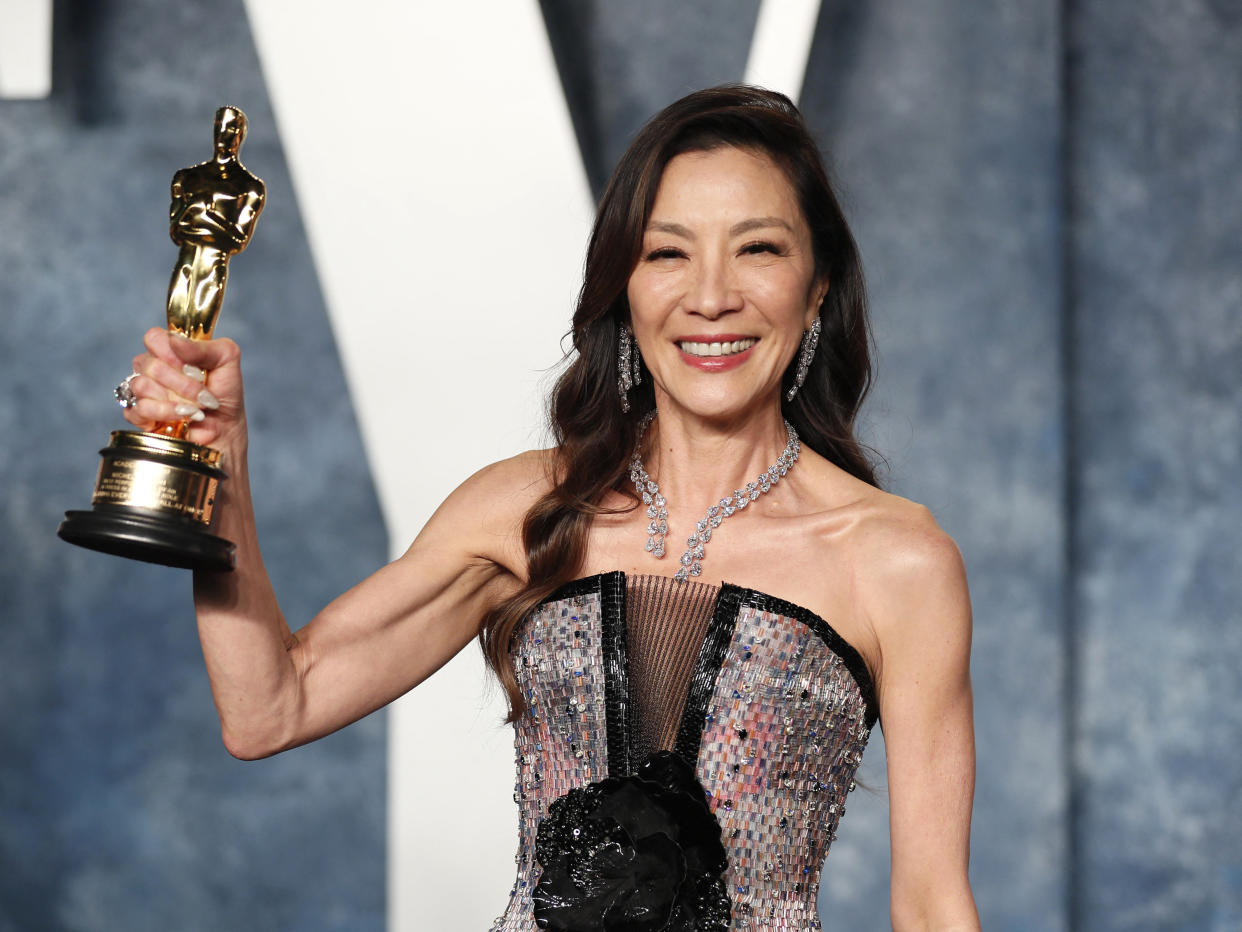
[126,328,542,760]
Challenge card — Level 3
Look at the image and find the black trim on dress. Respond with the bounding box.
[598,571,632,777]
[673,583,745,765]
[543,574,608,603]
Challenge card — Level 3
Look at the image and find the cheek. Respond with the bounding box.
[747,272,815,322]
[626,271,677,323]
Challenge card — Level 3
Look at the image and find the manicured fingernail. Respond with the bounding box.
[174,402,204,420]
[183,364,206,382]
[197,389,220,410]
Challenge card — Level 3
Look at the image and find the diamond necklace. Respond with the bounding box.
[627,411,801,582]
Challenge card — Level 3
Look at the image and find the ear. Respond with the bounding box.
[804,277,829,328]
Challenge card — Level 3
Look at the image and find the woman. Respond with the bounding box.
[124,86,978,930]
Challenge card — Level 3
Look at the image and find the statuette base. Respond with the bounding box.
[58,430,235,571]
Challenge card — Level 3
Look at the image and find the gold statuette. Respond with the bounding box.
[58,106,266,571]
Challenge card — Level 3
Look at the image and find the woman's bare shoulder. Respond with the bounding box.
[462,447,558,496]
[839,486,971,679]
[408,448,559,575]
[440,447,559,526]
[798,457,956,563]
[849,487,962,578]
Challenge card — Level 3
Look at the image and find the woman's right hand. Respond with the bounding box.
[123,327,246,449]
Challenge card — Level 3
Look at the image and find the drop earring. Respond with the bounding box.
[618,323,635,413]
[785,316,822,402]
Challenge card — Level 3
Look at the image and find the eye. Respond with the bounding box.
[740,240,783,256]
[644,246,686,261]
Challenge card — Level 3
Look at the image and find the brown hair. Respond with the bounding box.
[480,85,877,721]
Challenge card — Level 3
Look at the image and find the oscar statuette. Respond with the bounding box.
[58,106,266,571]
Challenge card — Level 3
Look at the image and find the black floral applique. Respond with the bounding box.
[533,751,731,932]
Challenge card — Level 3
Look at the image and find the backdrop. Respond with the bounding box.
[1,1,1238,930]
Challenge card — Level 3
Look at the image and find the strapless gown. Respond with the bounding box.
[489,571,878,931]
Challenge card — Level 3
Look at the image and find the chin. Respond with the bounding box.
[659,390,777,424]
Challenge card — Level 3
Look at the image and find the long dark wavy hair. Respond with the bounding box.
[481,85,877,721]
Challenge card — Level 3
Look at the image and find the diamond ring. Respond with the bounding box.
[115,373,139,410]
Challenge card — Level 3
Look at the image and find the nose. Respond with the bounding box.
[686,257,742,319]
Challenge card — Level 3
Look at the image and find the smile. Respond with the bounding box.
[677,338,757,358]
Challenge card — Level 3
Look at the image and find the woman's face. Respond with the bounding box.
[626,146,825,424]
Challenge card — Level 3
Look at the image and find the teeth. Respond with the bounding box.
[679,338,757,358]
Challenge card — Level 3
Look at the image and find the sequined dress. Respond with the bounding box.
[490,572,878,931]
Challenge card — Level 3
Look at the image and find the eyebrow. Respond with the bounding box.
[730,216,794,236]
[646,220,693,238]
[645,216,795,238]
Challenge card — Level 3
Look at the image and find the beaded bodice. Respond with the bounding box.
[490,572,878,931]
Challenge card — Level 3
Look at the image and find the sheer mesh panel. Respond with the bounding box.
[625,574,720,764]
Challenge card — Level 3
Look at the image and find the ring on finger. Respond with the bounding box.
[115,373,140,410]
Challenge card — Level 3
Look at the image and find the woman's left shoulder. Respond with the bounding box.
[852,490,964,585]
[830,484,971,659]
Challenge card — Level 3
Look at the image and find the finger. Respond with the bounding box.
[141,328,242,377]
[166,331,242,373]
[129,352,215,405]
[120,399,153,430]
[120,371,201,421]
[169,401,207,423]
[121,396,204,429]
[142,327,181,370]
[134,356,220,410]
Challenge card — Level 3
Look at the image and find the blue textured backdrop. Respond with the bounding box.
[0,2,387,930]
[2,1,1240,930]
[1070,1,1242,927]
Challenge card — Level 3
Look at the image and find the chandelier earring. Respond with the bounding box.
[617,323,636,413]
[785,316,822,402]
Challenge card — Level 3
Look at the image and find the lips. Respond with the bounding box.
[674,335,759,372]
[677,338,757,357]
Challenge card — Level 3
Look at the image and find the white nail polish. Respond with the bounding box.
[174,403,202,419]
[197,389,220,410]
[183,364,206,382]
[189,409,206,422]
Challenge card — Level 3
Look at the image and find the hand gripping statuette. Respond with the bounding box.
[58,106,266,571]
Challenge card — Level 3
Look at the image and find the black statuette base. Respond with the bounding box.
[59,507,235,572]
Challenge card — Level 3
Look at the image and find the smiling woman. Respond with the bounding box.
[627,146,825,419]
[122,85,979,930]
